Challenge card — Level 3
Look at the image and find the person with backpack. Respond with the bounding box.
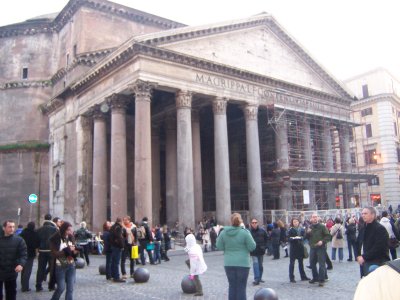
[380,211,399,260]
[138,217,154,265]
[330,218,344,262]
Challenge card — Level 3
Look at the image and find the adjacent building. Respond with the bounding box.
[346,68,400,208]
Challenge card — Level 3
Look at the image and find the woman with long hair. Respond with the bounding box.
[49,221,79,300]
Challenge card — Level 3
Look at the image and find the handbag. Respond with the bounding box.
[146,243,155,251]
[131,245,139,259]
[303,245,309,259]
[388,237,399,248]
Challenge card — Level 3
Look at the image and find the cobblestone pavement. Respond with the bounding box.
[17,245,375,300]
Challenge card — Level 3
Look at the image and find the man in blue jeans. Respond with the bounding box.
[249,218,268,285]
[306,213,331,287]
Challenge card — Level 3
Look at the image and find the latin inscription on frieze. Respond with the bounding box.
[194,73,346,116]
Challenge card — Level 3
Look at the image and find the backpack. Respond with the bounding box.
[336,227,343,239]
[137,225,146,240]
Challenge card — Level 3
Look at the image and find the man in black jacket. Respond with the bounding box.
[35,213,58,292]
[357,207,390,276]
[249,218,268,285]
[19,221,40,292]
[109,218,125,282]
[0,220,27,300]
[138,217,155,265]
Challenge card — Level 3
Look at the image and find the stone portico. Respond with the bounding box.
[33,4,373,232]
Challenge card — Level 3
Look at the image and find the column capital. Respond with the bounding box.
[129,80,156,102]
[176,91,192,109]
[212,97,228,115]
[106,94,130,112]
[242,104,258,121]
[89,104,108,120]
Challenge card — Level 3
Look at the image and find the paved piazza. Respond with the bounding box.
[17,245,373,300]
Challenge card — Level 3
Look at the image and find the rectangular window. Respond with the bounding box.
[365,124,372,138]
[364,149,377,165]
[350,152,356,167]
[22,67,28,79]
[362,84,369,98]
[361,107,373,117]
[66,53,70,67]
[73,44,77,57]
[395,122,398,136]
[368,176,380,186]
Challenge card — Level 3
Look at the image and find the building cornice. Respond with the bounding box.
[351,94,400,108]
[70,42,350,106]
[0,47,114,90]
[0,80,52,90]
[0,0,185,38]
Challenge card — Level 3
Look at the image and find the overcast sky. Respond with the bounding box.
[1,0,399,81]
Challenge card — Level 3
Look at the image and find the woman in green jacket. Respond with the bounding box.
[216,213,256,300]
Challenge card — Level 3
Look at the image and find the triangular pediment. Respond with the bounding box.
[135,14,351,98]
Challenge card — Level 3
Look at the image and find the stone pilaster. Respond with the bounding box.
[130,80,155,224]
[176,91,195,230]
[165,115,178,226]
[243,104,263,221]
[213,97,231,225]
[92,106,108,232]
[108,94,129,222]
[192,109,203,223]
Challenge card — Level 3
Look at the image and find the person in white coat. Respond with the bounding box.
[184,233,207,296]
[380,211,399,260]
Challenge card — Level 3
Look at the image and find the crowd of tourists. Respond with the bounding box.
[1,206,400,300]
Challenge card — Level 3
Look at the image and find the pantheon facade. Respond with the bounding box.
[0,0,373,231]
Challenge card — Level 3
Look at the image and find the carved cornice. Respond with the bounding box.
[243,104,258,121]
[51,48,115,84]
[176,91,192,109]
[128,80,156,102]
[1,48,114,91]
[40,98,65,114]
[0,80,52,90]
[70,42,350,107]
[0,0,185,38]
[212,97,228,115]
